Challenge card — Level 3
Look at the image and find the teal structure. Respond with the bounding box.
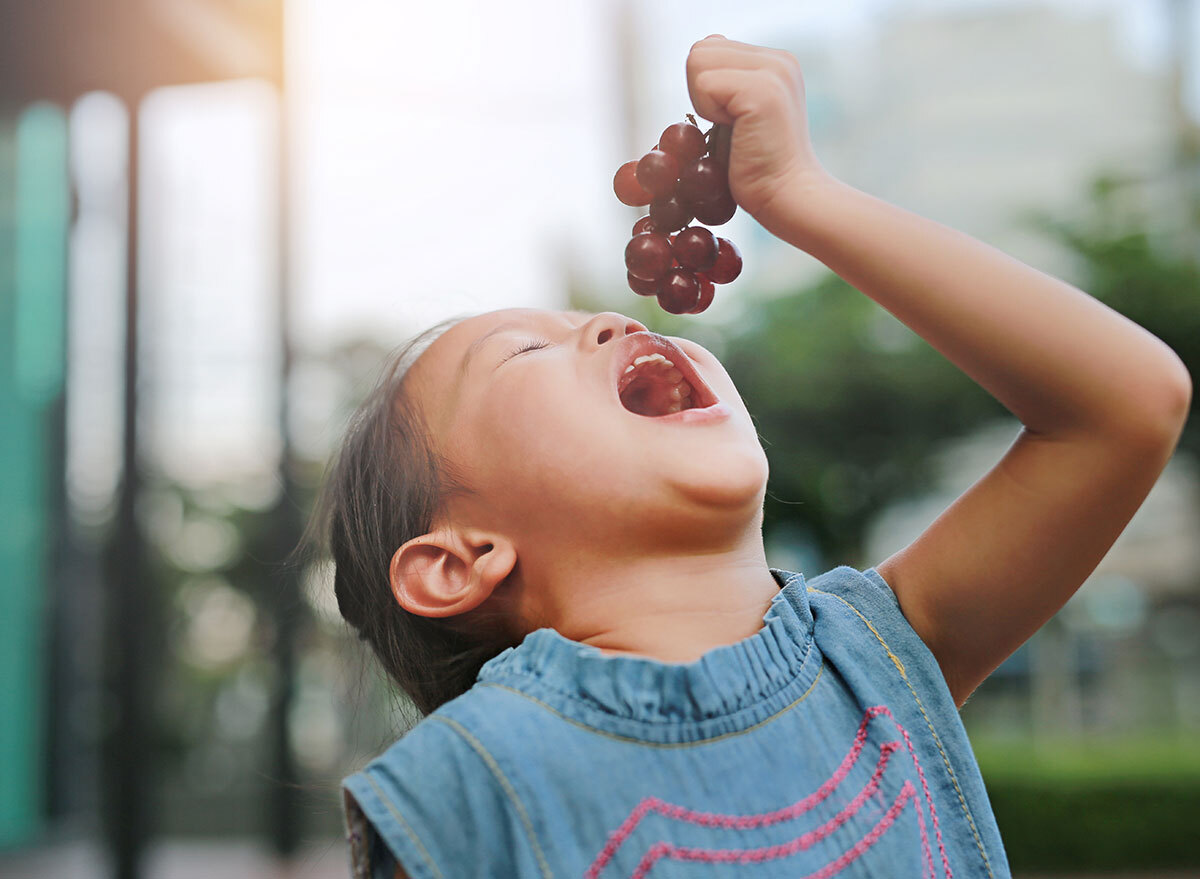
[0,103,69,847]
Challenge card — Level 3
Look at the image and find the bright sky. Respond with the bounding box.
[285,0,1177,349]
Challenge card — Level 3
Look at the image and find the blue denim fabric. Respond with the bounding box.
[342,566,1012,878]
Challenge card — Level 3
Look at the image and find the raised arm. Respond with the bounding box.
[687,36,1192,706]
[776,174,1188,706]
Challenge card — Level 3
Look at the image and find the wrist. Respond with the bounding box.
[752,167,848,247]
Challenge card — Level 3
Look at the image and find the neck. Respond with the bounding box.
[539,544,784,664]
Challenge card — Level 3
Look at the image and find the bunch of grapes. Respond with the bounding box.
[614,117,743,315]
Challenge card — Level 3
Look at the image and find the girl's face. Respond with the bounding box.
[408,307,770,563]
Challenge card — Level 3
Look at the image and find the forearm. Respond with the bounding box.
[763,175,1191,439]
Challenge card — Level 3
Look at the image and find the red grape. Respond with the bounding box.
[632,215,657,236]
[624,232,673,282]
[677,156,729,207]
[672,225,718,272]
[648,193,693,233]
[658,122,706,166]
[707,122,732,168]
[692,193,737,225]
[614,161,653,207]
[627,272,661,296]
[657,268,702,314]
[687,274,715,314]
[614,120,743,311]
[636,150,680,199]
[707,237,742,284]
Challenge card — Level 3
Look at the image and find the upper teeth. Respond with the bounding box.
[623,352,674,374]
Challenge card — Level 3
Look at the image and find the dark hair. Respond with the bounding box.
[304,315,523,719]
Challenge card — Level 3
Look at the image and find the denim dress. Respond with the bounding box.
[342,565,1012,878]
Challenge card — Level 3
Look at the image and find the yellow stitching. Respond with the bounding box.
[807,586,995,879]
[429,714,554,879]
[862,617,906,677]
[475,660,824,749]
[361,774,444,879]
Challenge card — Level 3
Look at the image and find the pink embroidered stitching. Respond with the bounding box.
[585,707,878,878]
[632,780,918,878]
[893,710,951,878]
[629,745,907,878]
[585,704,949,879]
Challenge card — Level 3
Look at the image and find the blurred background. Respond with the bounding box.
[1,0,1198,877]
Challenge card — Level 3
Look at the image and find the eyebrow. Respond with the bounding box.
[458,310,593,379]
[459,320,523,378]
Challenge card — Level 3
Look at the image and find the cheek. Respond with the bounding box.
[472,377,629,492]
[470,376,578,461]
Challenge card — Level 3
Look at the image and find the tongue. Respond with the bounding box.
[620,372,689,417]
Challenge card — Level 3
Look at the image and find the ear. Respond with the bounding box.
[388,528,517,618]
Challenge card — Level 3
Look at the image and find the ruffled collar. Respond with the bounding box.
[475,568,816,728]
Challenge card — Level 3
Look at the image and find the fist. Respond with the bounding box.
[686,36,831,223]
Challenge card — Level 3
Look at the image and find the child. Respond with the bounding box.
[312,35,1191,879]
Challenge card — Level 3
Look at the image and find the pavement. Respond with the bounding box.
[0,839,349,879]
[2,840,1197,879]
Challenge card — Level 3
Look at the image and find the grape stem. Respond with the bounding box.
[707,123,732,167]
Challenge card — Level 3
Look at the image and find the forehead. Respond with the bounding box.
[409,307,593,422]
[452,307,593,374]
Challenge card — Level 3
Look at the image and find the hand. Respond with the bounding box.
[686,35,833,226]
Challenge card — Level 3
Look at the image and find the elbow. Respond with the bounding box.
[1157,353,1191,433]
[1173,356,1193,417]
[1129,354,1192,446]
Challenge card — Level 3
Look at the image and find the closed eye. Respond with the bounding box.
[500,337,552,363]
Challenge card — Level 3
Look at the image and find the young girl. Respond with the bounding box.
[314,35,1191,879]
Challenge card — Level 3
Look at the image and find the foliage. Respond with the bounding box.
[975,735,1200,870]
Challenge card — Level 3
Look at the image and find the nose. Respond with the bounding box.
[578,312,648,350]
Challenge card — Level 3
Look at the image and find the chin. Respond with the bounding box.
[671,442,769,512]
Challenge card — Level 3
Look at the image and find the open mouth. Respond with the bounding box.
[615,335,719,417]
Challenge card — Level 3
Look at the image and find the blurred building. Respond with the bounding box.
[748,3,1182,294]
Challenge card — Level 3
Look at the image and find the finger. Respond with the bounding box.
[691,34,771,53]
[687,44,803,105]
[691,44,797,74]
[689,35,792,63]
[690,67,795,124]
[687,65,736,125]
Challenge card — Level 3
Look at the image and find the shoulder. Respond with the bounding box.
[805,563,899,614]
[805,563,919,643]
[804,564,953,702]
[805,565,1012,871]
[348,711,476,797]
[342,716,476,879]
[351,681,534,781]
[342,688,545,879]
[804,563,928,654]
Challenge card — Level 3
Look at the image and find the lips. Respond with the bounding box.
[610,332,719,410]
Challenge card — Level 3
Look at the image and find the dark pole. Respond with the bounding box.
[103,94,149,879]
[1166,0,1200,250]
[267,59,302,857]
[44,153,73,823]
